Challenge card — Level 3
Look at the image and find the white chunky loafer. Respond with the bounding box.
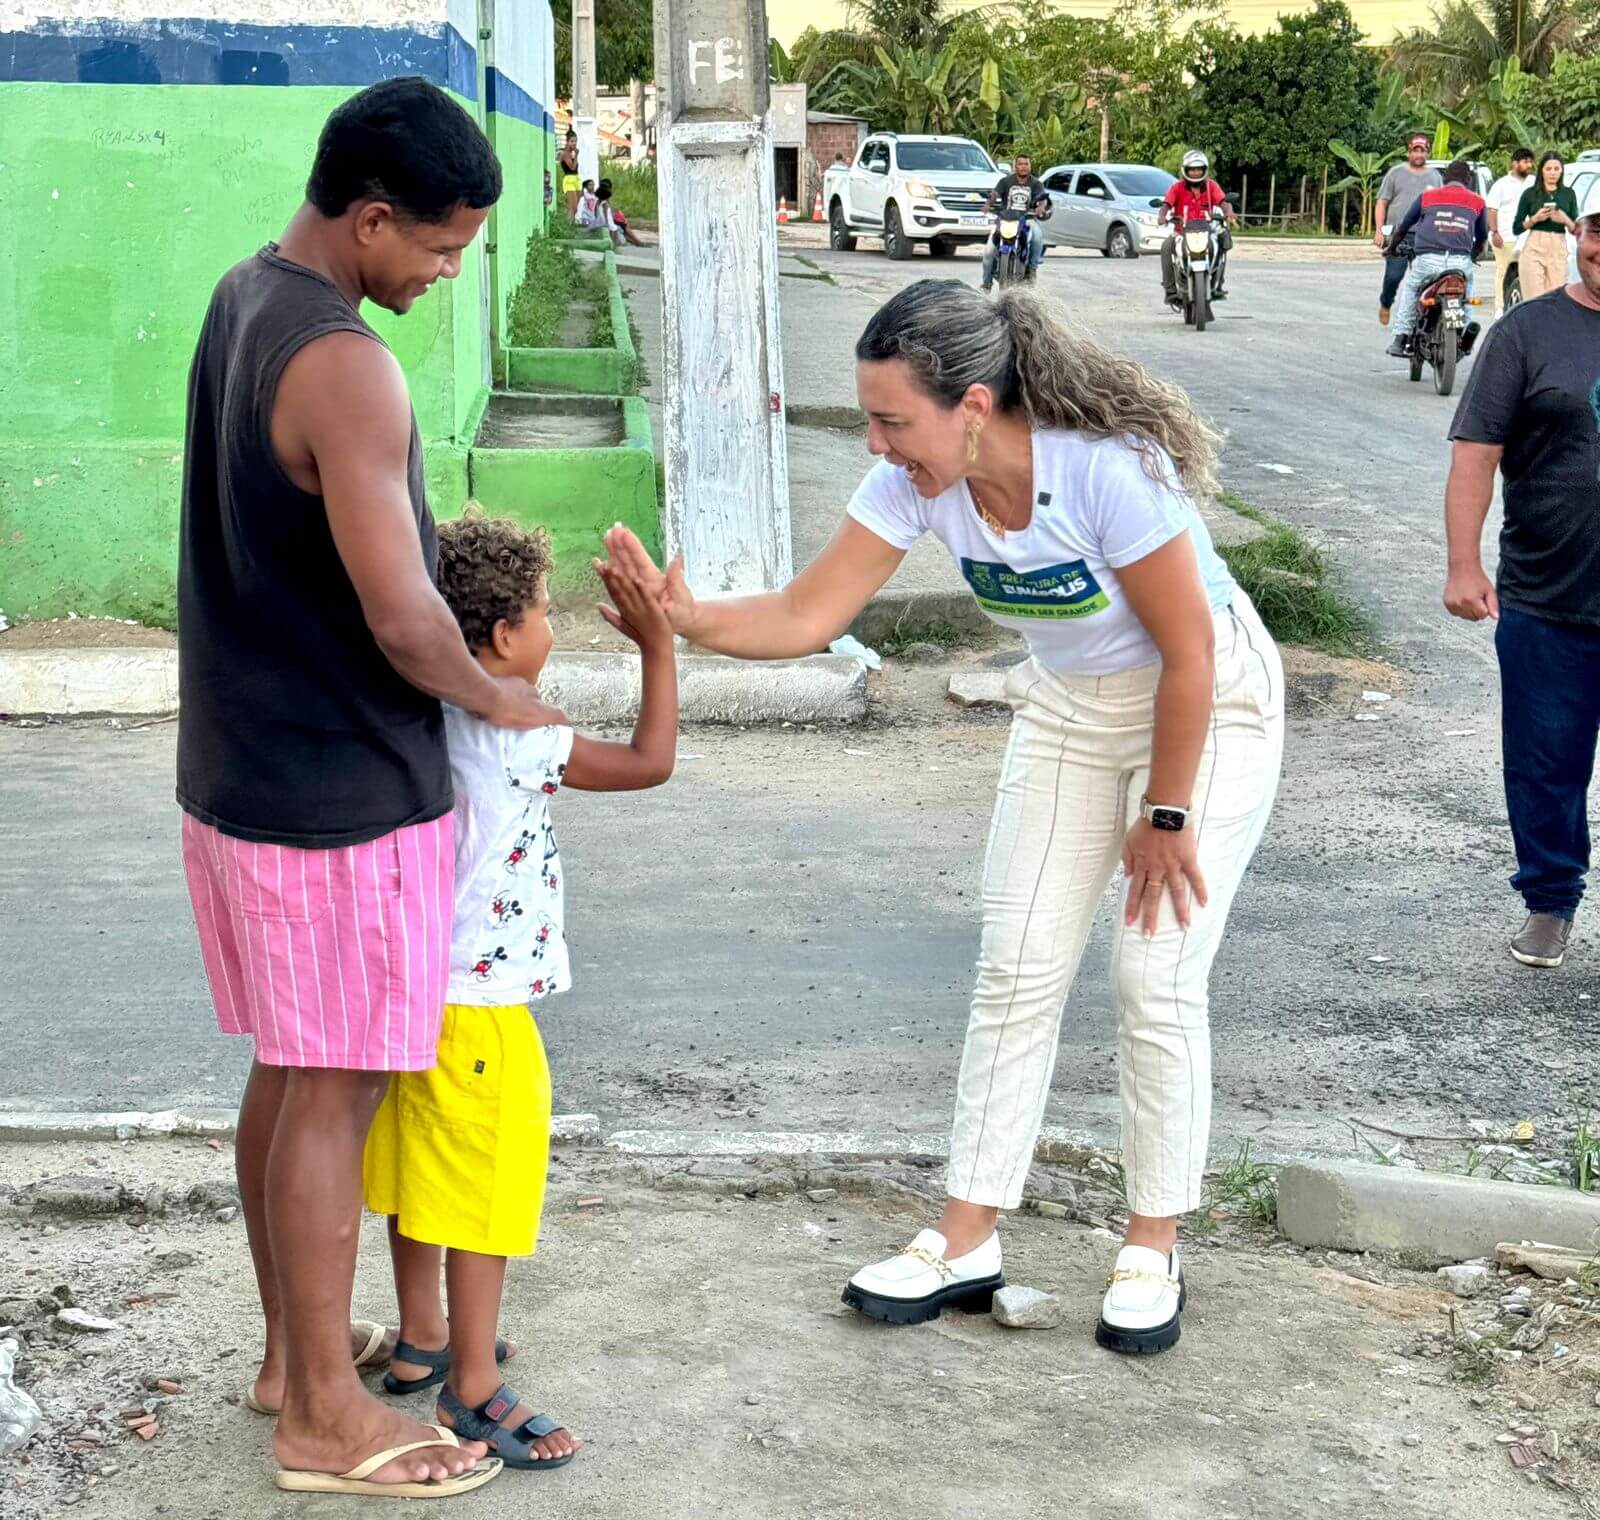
[841,1228,1005,1326]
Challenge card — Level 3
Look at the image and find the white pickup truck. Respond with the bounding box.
[824,133,1002,260]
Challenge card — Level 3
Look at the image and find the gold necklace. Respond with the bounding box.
[971,483,1008,536]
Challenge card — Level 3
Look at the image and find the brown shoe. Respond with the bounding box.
[1379,307,1391,327]
[1510,913,1572,968]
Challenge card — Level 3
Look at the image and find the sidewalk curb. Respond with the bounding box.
[1276,1159,1600,1265]
[0,1111,1107,1165]
[0,1109,604,1144]
[0,648,868,725]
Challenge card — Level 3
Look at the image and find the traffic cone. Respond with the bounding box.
[777,196,789,224]
[812,189,824,221]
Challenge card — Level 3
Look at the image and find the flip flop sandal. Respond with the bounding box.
[438,1383,576,1472]
[244,1320,394,1416]
[383,1337,512,1397]
[275,1423,505,1497]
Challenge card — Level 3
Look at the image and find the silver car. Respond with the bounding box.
[1038,163,1176,258]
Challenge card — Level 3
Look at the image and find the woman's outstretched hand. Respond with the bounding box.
[1122,818,1208,937]
[600,524,698,638]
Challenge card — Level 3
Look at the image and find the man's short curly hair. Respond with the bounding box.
[436,508,553,650]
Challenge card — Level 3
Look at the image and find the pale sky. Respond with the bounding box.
[766,0,1422,47]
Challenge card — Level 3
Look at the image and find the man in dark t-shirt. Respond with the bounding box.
[980,153,1051,291]
[1444,211,1600,970]
[178,79,559,1493]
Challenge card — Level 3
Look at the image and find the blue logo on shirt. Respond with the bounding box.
[960,558,1110,619]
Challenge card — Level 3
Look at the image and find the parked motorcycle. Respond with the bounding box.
[1174,208,1227,331]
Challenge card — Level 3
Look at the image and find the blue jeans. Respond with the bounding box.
[981,224,1045,286]
[1390,252,1474,336]
[1496,608,1600,917]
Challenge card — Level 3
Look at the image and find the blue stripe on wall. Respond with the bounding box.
[485,67,552,133]
[0,19,478,99]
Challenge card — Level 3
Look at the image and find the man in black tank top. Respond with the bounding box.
[177,77,557,1495]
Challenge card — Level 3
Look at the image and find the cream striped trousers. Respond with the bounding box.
[946,595,1285,1215]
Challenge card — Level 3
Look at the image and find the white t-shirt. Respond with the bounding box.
[1488,172,1531,247]
[443,706,575,1007]
[847,429,1235,675]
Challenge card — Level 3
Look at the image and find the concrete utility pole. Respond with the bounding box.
[652,0,791,595]
[572,0,600,185]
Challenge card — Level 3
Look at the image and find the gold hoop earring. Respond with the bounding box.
[966,422,983,464]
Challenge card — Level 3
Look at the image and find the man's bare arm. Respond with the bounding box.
[275,333,561,727]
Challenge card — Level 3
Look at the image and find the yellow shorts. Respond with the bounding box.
[561,173,581,194]
[363,1003,551,1258]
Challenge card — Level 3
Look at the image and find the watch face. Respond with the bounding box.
[1150,808,1186,832]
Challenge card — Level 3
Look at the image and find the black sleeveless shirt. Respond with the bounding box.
[176,246,451,848]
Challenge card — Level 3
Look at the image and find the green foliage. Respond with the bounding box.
[1201,1142,1280,1226]
[604,162,657,222]
[1186,1,1380,181]
[553,0,654,92]
[506,231,581,350]
[1214,510,1375,655]
[1388,0,1595,109]
[1522,49,1600,145]
[1327,138,1402,233]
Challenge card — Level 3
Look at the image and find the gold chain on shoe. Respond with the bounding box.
[1106,1268,1180,1290]
[897,1245,954,1281]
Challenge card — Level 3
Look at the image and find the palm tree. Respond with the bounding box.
[1389,0,1592,106]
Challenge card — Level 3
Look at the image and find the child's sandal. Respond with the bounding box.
[438,1383,576,1471]
[382,1337,511,1396]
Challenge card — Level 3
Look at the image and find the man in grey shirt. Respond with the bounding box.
[1374,133,1443,324]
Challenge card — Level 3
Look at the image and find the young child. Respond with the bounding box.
[363,509,678,1470]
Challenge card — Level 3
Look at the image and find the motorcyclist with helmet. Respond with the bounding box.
[1160,150,1236,309]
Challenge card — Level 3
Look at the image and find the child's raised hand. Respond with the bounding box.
[601,526,698,637]
[596,557,675,652]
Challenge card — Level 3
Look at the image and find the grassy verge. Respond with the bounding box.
[506,231,582,349]
[1215,492,1374,657]
[605,163,658,223]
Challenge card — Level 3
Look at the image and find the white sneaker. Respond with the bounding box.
[1094,1244,1185,1355]
[842,1228,1005,1326]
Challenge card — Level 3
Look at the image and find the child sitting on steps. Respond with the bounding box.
[363,508,678,1470]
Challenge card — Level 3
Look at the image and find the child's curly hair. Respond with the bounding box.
[436,506,554,650]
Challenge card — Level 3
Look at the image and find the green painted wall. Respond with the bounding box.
[485,111,555,368]
[0,81,508,626]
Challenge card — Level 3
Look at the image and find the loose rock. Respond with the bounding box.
[898,642,947,663]
[20,1177,124,1218]
[1437,1263,1493,1298]
[805,1188,838,1204]
[992,1285,1061,1330]
[56,1309,119,1334]
[212,1206,238,1224]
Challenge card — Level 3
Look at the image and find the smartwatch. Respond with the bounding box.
[1140,795,1190,832]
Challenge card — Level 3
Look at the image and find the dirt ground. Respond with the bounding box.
[3,1137,1594,1520]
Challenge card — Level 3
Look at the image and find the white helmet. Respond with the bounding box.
[1182,150,1209,180]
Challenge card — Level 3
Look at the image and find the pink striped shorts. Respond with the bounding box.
[181,812,454,1071]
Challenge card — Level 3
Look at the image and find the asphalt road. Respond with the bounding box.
[4,245,1593,1171]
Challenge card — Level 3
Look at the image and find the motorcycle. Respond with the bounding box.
[1383,226,1474,397]
[1173,207,1227,332]
[991,204,1048,289]
[1405,269,1472,396]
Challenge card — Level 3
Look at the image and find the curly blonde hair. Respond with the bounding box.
[436,505,553,650]
[855,279,1220,500]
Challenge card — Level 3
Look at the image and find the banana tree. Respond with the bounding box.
[1328,139,1403,235]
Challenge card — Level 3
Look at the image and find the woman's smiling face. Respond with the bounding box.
[857,358,984,498]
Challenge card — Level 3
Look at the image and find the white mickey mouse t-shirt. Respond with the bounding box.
[443,707,575,1007]
[848,428,1236,675]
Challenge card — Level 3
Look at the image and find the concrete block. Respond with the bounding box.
[1276,1160,1600,1266]
[0,648,178,716]
[543,651,867,725]
[947,672,1013,710]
